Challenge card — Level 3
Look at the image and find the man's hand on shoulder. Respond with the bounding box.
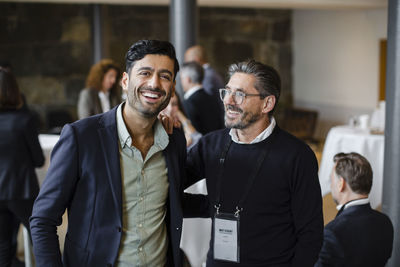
[158,111,181,134]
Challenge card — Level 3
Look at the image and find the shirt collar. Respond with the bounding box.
[229,117,276,144]
[116,102,169,150]
[336,198,370,211]
[184,85,203,100]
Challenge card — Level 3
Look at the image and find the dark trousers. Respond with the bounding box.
[0,199,34,267]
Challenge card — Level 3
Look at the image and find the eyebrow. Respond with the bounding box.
[225,85,244,92]
[137,67,173,77]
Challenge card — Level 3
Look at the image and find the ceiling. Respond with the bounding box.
[0,0,388,9]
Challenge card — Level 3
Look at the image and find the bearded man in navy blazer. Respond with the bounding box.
[30,40,188,266]
[315,152,394,267]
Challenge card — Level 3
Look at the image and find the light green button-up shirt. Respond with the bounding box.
[115,103,170,267]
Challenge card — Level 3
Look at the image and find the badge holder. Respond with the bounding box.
[213,205,242,263]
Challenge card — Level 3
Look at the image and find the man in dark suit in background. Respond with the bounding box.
[184,45,224,98]
[180,61,224,135]
[315,152,394,267]
[30,40,188,267]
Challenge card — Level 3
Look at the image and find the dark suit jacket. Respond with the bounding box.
[77,88,121,119]
[30,106,187,267]
[0,109,44,200]
[183,88,224,135]
[315,203,393,267]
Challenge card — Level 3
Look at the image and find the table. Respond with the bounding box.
[180,179,211,267]
[37,134,60,185]
[319,126,384,208]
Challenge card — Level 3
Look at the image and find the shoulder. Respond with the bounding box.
[1,109,33,125]
[273,126,316,159]
[197,128,229,147]
[67,108,115,135]
[79,88,97,99]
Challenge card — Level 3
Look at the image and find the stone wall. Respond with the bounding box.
[0,3,292,132]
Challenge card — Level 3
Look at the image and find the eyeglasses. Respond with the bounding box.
[219,88,267,105]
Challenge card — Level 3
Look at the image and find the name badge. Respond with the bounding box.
[213,212,240,263]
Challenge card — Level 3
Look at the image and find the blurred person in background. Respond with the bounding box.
[180,61,224,135]
[315,152,393,267]
[77,59,121,119]
[0,68,44,267]
[163,93,202,148]
[184,45,224,98]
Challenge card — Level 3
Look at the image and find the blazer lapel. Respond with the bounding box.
[97,108,122,219]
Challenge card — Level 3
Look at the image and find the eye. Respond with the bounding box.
[236,91,246,97]
[160,74,172,81]
[139,71,150,76]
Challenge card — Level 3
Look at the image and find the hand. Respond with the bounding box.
[158,112,181,134]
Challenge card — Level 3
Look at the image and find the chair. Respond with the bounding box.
[280,106,319,144]
[45,109,73,134]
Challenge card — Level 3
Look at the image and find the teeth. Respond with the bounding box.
[228,110,240,114]
[142,92,159,99]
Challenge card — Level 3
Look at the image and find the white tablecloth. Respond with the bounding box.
[319,126,384,208]
[180,179,211,267]
[37,134,60,185]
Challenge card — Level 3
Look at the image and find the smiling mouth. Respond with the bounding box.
[225,105,242,118]
[140,88,165,102]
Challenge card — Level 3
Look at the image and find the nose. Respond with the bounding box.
[148,74,161,89]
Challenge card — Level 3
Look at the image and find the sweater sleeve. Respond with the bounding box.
[290,145,324,266]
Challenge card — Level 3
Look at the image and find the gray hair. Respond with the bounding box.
[181,61,204,84]
[228,59,281,114]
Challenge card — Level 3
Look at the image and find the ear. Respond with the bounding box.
[262,95,276,114]
[121,72,129,92]
[338,177,346,192]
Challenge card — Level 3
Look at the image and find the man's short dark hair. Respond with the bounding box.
[181,61,204,84]
[125,40,180,81]
[228,59,281,115]
[333,152,373,195]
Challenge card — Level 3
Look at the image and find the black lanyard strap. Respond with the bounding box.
[215,133,274,215]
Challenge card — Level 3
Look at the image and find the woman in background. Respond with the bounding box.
[0,68,44,267]
[77,59,121,119]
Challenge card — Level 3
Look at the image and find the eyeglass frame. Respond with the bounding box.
[219,88,269,105]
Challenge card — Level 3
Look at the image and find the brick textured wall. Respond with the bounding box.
[0,3,292,131]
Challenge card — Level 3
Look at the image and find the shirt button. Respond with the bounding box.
[139,197,143,201]
[138,247,143,252]
[138,223,143,228]
[176,227,180,231]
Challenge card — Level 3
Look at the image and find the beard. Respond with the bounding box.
[127,85,172,118]
[224,104,261,129]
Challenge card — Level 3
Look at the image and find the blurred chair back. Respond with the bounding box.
[281,107,319,143]
[46,109,73,134]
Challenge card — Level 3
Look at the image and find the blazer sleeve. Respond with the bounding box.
[30,124,80,267]
[24,113,44,167]
[291,145,324,266]
[314,228,345,267]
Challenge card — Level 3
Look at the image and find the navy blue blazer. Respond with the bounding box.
[315,203,393,267]
[30,106,187,267]
[0,109,44,200]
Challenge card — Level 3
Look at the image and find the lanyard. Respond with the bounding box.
[214,133,274,217]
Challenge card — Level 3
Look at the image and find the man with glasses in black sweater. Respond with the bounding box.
[185,60,323,266]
